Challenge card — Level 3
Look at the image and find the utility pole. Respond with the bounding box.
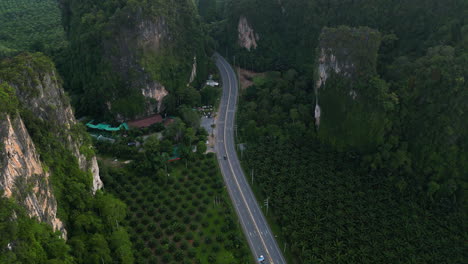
[251,169,254,185]
[235,125,238,141]
[264,197,269,216]
[283,242,287,253]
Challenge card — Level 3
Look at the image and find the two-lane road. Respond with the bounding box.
[214,53,287,264]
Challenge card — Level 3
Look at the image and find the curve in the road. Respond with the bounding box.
[214,53,287,264]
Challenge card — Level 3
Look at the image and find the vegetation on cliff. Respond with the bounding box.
[227,1,467,262]
[0,53,134,263]
[60,0,211,119]
[0,194,73,263]
[0,0,66,57]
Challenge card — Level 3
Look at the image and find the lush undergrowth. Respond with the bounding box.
[100,155,252,264]
[0,0,66,56]
[236,67,466,263]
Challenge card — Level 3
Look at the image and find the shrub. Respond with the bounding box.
[185,232,194,240]
[168,242,176,253]
[147,222,157,231]
[141,216,151,225]
[162,253,172,262]
[176,210,184,218]
[180,241,189,250]
[188,248,196,258]
[154,245,164,255]
[142,231,151,240]
[135,223,145,233]
[213,245,220,252]
[160,221,169,229]
[148,238,158,248]
[159,205,167,213]
[165,227,174,236]
[173,234,182,242]
[153,214,162,222]
[216,235,224,243]
[194,214,202,222]
[188,207,196,215]
[174,250,184,261]
[153,229,162,238]
[165,213,174,221]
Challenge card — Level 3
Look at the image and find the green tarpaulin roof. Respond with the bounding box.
[86,121,129,131]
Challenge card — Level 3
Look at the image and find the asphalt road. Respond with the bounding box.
[214,53,287,264]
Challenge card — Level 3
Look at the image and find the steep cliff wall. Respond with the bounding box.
[0,115,66,236]
[61,0,208,119]
[315,26,381,127]
[238,16,259,51]
[314,26,396,151]
[0,53,104,236]
[1,53,103,193]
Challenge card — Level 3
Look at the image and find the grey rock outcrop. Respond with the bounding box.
[0,115,66,237]
[238,16,259,51]
[11,67,103,194]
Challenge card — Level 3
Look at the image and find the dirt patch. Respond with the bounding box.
[238,68,264,90]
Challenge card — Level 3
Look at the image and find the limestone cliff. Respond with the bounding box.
[0,115,66,237]
[106,16,171,116]
[314,26,395,151]
[3,54,103,193]
[61,0,208,119]
[238,16,259,51]
[0,53,103,236]
[314,26,381,127]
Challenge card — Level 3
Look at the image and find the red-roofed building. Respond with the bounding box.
[128,114,163,128]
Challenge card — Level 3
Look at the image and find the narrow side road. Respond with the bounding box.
[214,53,287,264]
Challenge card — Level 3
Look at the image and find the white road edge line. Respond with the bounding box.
[218,56,275,264]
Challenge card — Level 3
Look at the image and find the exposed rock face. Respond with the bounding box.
[0,115,66,237]
[188,56,197,85]
[141,82,169,114]
[106,16,172,116]
[137,17,170,52]
[314,26,381,127]
[11,66,103,194]
[238,16,259,51]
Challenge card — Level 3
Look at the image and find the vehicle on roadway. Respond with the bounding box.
[223,155,227,160]
[258,255,266,263]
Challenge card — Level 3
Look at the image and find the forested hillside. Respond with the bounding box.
[60,0,211,119]
[223,0,467,263]
[0,0,66,57]
[0,53,134,263]
[220,0,467,71]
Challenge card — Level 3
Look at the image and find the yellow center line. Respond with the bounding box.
[218,57,275,264]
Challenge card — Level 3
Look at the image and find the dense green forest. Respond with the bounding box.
[0,53,134,263]
[223,0,468,263]
[59,0,212,119]
[0,0,67,57]
[0,193,73,263]
[1,0,467,263]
